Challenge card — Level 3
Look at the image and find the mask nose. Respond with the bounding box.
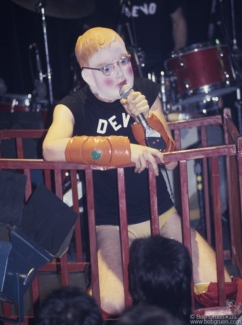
[115,63,124,78]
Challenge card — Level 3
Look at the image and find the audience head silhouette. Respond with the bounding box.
[36,286,103,325]
[129,235,192,323]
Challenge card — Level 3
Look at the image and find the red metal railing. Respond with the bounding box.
[0,108,241,323]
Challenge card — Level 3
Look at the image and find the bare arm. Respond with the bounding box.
[42,104,75,161]
[43,102,163,175]
[170,7,187,50]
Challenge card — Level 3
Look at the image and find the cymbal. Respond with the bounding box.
[10,0,96,19]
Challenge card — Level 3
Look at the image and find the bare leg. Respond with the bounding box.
[160,211,231,283]
[96,225,125,315]
[95,218,152,315]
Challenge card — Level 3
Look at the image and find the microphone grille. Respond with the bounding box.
[120,84,133,99]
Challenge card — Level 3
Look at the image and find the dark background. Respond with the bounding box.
[0,0,242,118]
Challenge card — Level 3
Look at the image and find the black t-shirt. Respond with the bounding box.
[59,77,173,225]
[121,0,182,72]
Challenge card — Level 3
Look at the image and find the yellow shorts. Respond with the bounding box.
[126,206,177,240]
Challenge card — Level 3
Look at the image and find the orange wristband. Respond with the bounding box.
[65,135,131,166]
[131,113,176,152]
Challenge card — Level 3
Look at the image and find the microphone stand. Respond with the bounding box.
[35,0,54,107]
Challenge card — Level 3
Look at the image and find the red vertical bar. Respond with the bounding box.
[148,165,159,235]
[174,129,181,150]
[211,156,226,306]
[31,274,40,306]
[16,138,24,159]
[44,170,52,190]
[85,170,100,306]
[117,168,131,308]
[70,170,83,262]
[24,169,32,201]
[179,160,191,252]
[54,169,63,199]
[235,137,242,268]
[236,137,242,229]
[201,126,212,244]
[54,169,69,287]
[179,160,194,311]
[2,303,11,317]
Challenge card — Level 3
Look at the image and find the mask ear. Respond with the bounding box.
[81,69,95,86]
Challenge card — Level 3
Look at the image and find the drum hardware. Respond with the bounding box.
[164,42,237,106]
[10,0,96,107]
[160,71,168,114]
[0,94,32,113]
[10,0,95,19]
[148,72,156,83]
[234,88,242,135]
[184,79,190,92]
[162,81,222,122]
[35,1,54,107]
[11,98,19,112]
[29,43,48,102]
[230,0,239,53]
[178,56,184,67]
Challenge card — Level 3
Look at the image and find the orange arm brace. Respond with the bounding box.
[65,135,131,166]
[131,113,176,152]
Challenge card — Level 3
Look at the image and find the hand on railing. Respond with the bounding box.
[130,143,164,176]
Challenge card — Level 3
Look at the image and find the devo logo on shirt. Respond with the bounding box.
[123,2,157,18]
[96,113,131,134]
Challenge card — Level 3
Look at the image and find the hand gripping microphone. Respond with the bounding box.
[120,84,167,151]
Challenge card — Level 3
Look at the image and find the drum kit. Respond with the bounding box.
[0,0,95,124]
[162,41,239,122]
[132,37,242,125]
[129,1,242,129]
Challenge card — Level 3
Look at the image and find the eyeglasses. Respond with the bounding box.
[82,54,131,76]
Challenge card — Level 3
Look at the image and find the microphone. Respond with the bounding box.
[120,84,167,151]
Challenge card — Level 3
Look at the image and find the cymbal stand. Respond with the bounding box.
[230,0,242,134]
[234,89,242,134]
[218,0,242,133]
[230,0,238,52]
[160,71,168,114]
[117,0,144,77]
[35,0,54,106]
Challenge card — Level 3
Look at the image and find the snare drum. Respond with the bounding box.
[0,94,31,112]
[165,42,237,105]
